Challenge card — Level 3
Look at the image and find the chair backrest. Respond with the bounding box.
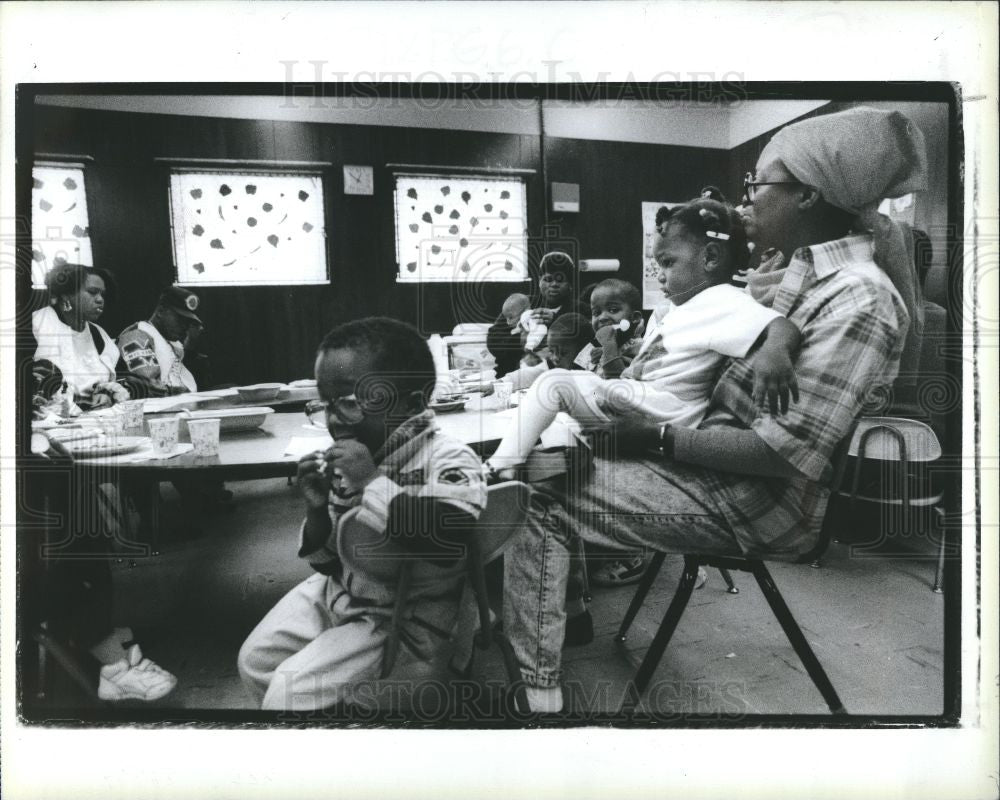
[335,480,532,583]
[476,480,532,564]
[850,416,942,462]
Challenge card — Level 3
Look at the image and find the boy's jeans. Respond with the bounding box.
[503,456,743,689]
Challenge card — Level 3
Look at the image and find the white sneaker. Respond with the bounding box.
[523,685,564,713]
[98,644,177,702]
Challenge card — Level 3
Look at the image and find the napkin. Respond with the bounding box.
[284,435,333,458]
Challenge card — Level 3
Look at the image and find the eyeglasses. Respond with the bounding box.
[743,171,801,202]
[305,395,366,427]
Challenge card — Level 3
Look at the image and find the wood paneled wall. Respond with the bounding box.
[32,104,547,385]
[31,104,733,385]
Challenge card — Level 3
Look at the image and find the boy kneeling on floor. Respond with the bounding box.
[238,317,487,711]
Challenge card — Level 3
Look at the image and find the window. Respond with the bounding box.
[168,169,328,286]
[393,173,528,283]
[31,162,93,288]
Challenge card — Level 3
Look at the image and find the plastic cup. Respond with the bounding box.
[187,417,221,457]
[120,400,145,430]
[148,415,180,457]
[492,380,514,409]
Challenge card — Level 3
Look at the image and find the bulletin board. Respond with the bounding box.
[393,173,528,283]
[169,169,328,286]
[641,201,679,309]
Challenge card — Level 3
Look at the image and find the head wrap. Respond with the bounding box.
[758,107,928,341]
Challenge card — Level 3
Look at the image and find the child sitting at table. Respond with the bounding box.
[542,313,595,370]
[578,278,646,377]
[238,317,487,711]
[486,193,801,478]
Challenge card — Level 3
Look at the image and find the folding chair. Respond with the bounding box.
[616,549,845,716]
[613,425,861,717]
[364,481,532,710]
[833,416,947,592]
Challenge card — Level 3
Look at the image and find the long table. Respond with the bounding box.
[70,398,512,480]
[53,398,517,550]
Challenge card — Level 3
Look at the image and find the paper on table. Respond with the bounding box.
[284,435,333,458]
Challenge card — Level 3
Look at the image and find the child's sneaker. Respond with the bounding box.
[695,566,708,589]
[98,644,177,702]
[591,555,646,587]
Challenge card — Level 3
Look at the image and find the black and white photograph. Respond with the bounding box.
[1,3,996,799]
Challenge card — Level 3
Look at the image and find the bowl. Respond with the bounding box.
[185,407,275,432]
[236,383,283,403]
[429,396,468,413]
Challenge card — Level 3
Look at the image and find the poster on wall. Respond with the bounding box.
[393,173,529,283]
[168,169,328,286]
[641,200,678,309]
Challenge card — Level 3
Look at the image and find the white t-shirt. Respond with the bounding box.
[615,283,782,426]
[32,306,118,396]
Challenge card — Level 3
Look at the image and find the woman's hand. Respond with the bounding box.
[528,307,557,325]
[580,401,660,454]
[298,448,333,509]
[88,392,114,410]
[329,438,378,487]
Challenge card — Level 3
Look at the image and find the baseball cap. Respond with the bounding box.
[158,286,203,325]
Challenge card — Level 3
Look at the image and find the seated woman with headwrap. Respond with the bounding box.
[504,106,929,713]
[31,262,130,411]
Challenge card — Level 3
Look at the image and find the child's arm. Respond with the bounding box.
[593,319,642,378]
[296,447,343,572]
[747,317,801,415]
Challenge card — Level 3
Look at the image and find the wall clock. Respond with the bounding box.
[343,165,374,195]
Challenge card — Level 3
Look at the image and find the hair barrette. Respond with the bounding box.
[705,230,731,241]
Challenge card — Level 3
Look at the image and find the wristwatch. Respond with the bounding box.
[658,422,675,460]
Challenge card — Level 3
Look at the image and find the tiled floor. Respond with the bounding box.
[40,474,948,720]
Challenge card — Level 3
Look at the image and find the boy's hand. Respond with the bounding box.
[329,438,377,486]
[298,449,333,509]
[750,348,800,416]
[594,324,625,351]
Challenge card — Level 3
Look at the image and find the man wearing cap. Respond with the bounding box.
[504,106,928,713]
[117,286,203,397]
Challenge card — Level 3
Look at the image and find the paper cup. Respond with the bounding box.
[187,417,221,457]
[492,380,514,409]
[148,415,180,457]
[120,400,145,430]
[101,407,126,435]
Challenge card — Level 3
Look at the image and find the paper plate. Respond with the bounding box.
[64,435,147,458]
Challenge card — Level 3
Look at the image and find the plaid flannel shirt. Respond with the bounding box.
[696,234,910,556]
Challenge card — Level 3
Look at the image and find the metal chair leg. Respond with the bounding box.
[718,568,739,594]
[616,551,667,642]
[932,506,946,593]
[622,556,701,712]
[750,562,846,715]
[575,536,592,603]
